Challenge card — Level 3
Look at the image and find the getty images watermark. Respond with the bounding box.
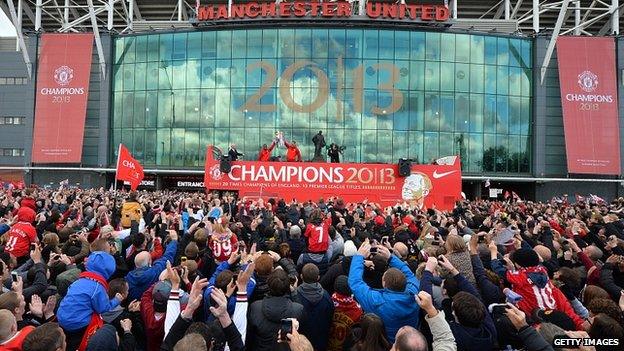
[553,336,620,348]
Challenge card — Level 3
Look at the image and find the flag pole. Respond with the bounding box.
[114,143,121,192]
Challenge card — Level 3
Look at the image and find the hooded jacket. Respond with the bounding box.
[247,296,305,351]
[57,251,121,332]
[126,240,178,301]
[5,207,37,258]
[348,255,420,342]
[295,283,334,351]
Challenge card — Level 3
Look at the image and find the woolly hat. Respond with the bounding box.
[86,324,118,351]
[343,240,357,257]
[511,248,540,268]
[334,275,351,296]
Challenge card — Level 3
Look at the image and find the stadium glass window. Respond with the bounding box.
[111,29,533,174]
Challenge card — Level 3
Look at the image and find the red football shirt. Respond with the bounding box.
[5,222,37,258]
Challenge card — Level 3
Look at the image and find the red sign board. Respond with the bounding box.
[32,33,93,163]
[204,146,461,210]
[556,37,621,175]
[197,2,449,22]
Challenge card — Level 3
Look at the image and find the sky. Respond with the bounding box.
[0,11,17,37]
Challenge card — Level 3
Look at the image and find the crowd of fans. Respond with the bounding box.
[0,186,623,351]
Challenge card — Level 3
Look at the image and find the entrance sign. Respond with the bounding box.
[556,37,621,175]
[204,146,461,210]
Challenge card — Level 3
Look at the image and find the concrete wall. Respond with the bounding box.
[0,37,36,167]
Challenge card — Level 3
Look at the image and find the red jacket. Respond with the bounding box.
[258,142,276,162]
[141,284,166,351]
[285,142,302,162]
[506,266,584,330]
[304,218,331,253]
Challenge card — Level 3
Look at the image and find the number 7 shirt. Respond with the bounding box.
[304,217,331,254]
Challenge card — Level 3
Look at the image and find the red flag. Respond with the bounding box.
[512,191,520,201]
[116,144,144,191]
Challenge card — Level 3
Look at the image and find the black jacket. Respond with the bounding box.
[161,315,244,351]
[295,283,334,351]
[228,148,243,161]
[247,296,305,351]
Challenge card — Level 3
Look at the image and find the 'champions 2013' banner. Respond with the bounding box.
[32,33,94,163]
[556,37,621,175]
[204,146,461,210]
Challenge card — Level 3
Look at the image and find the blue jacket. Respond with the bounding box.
[126,240,178,301]
[348,255,420,342]
[57,251,120,331]
[203,260,256,320]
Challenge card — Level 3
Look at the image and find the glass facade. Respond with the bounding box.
[111,28,532,173]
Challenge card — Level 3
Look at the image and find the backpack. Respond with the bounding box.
[121,202,142,228]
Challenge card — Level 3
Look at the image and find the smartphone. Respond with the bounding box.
[280,319,293,341]
[420,249,429,261]
[431,240,440,246]
[11,271,18,282]
[477,235,486,244]
[238,242,245,254]
[181,256,187,263]
[370,247,378,254]
[289,276,297,285]
[488,303,509,315]
[381,236,389,245]
[232,274,238,282]
[30,243,36,251]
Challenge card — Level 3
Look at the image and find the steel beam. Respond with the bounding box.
[35,0,41,30]
[574,0,581,34]
[505,0,511,19]
[87,0,106,78]
[178,0,182,21]
[540,0,571,84]
[533,0,539,32]
[612,0,619,34]
[63,0,69,24]
[512,0,524,18]
[6,0,32,78]
[128,0,133,30]
[451,0,457,19]
[108,0,113,30]
[59,4,108,32]
[16,0,21,51]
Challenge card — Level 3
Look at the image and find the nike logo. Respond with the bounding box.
[432,170,457,179]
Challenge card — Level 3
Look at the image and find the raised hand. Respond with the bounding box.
[29,295,44,318]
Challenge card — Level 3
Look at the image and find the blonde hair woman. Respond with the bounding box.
[443,234,476,285]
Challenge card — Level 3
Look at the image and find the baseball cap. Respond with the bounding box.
[153,281,172,312]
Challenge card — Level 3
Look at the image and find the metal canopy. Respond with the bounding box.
[2,1,622,81]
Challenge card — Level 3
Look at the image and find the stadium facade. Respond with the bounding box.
[1,0,623,201]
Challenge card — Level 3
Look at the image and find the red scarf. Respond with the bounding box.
[77,271,109,351]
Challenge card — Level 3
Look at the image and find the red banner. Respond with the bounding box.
[32,33,93,163]
[556,37,621,175]
[204,146,461,210]
[116,144,144,191]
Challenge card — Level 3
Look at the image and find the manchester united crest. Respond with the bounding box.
[54,66,74,86]
[209,164,223,181]
[577,70,598,93]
